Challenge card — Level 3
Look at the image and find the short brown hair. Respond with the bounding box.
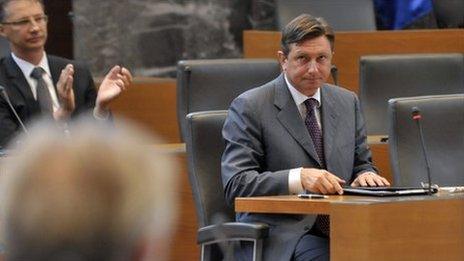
[281,14,335,55]
[0,0,44,22]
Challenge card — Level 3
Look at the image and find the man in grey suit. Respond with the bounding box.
[221,14,390,260]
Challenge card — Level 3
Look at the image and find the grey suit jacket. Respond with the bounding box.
[221,74,376,260]
[0,55,97,147]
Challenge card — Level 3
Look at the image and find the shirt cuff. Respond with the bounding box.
[93,107,109,120]
[288,167,304,194]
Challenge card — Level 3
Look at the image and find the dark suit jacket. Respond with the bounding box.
[221,74,377,260]
[0,54,97,147]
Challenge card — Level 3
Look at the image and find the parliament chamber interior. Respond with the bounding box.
[0,1,463,260]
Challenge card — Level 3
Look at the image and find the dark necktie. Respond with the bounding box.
[304,98,330,237]
[30,67,53,116]
[304,98,325,167]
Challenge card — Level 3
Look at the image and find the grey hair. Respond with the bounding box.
[0,117,178,261]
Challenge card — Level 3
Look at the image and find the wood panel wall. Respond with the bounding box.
[109,77,181,143]
[243,29,464,93]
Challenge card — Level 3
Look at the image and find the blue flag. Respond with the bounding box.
[375,0,434,29]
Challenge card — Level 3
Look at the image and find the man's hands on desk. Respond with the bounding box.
[351,171,390,188]
[301,169,390,195]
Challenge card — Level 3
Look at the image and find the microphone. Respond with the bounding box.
[330,65,338,86]
[0,85,29,135]
[411,106,433,195]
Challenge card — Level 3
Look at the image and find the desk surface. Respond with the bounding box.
[235,192,464,215]
[235,192,464,260]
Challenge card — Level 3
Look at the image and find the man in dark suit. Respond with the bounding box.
[221,14,390,260]
[0,0,132,147]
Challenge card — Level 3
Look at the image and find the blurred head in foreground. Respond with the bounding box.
[0,118,178,261]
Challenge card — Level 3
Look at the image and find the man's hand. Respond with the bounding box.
[301,168,346,195]
[350,171,390,187]
[54,64,75,121]
[95,65,133,116]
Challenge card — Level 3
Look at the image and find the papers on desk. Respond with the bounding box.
[439,186,464,193]
[343,186,437,197]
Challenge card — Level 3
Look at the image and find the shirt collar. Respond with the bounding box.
[284,73,321,107]
[11,52,52,79]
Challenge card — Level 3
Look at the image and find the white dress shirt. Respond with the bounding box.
[12,52,109,121]
[12,52,60,112]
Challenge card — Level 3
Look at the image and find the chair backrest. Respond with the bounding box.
[360,53,464,135]
[185,110,233,228]
[432,0,464,28]
[177,59,280,141]
[275,0,376,31]
[388,94,464,187]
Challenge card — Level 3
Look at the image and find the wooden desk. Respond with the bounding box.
[155,143,199,261]
[236,193,464,260]
[244,29,464,93]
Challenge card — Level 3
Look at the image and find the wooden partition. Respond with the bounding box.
[166,147,200,261]
[104,79,198,260]
[109,77,181,143]
[244,29,464,93]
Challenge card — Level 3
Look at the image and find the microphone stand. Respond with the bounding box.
[0,85,29,135]
[412,107,433,195]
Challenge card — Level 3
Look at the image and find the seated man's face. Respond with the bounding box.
[0,0,48,53]
[279,35,333,96]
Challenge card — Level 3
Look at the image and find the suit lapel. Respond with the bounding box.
[321,85,339,163]
[274,75,321,165]
[4,55,36,104]
[47,55,64,94]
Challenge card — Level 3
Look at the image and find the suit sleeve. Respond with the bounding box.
[0,95,18,147]
[78,66,115,122]
[352,94,378,177]
[84,67,97,110]
[221,95,289,207]
[79,66,97,113]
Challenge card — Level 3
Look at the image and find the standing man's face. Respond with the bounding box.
[0,0,48,55]
[278,35,333,96]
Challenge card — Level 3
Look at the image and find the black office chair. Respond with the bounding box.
[275,0,377,31]
[177,59,281,141]
[185,110,268,261]
[432,0,464,28]
[388,94,464,187]
[360,53,464,136]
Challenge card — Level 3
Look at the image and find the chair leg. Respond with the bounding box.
[252,239,263,261]
[200,244,205,261]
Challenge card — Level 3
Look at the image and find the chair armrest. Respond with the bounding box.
[197,222,269,244]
